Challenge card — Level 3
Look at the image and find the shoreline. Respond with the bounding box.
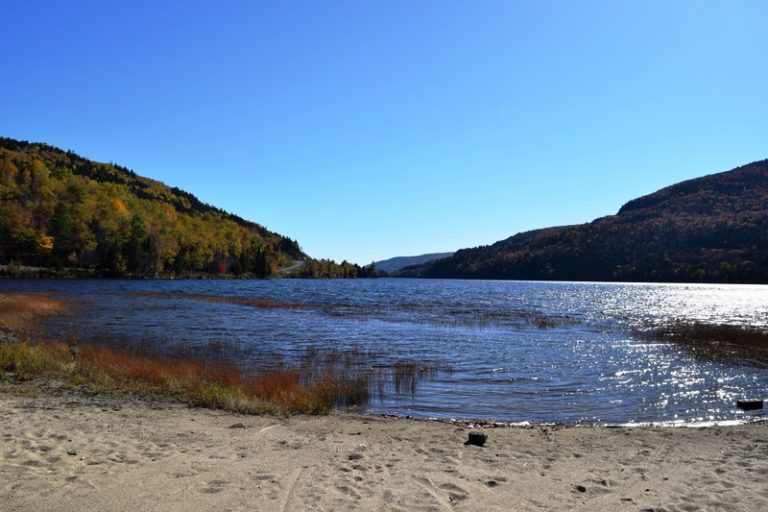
[376,414,768,430]
[2,379,767,511]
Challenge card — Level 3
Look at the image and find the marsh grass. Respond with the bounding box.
[1,340,354,414]
[0,339,71,380]
[130,291,310,310]
[0,293,71,332]
[0,337,446,414]
[371,361,442,395]
[128,291,573,330]
[1,292,447,414]
[644,322,768,366]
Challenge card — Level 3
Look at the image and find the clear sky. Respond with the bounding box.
[2,1,766,265]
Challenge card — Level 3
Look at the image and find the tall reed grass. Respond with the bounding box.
[644,322,768,366]
[1,292,446,415]
[0,293,70,331]
[0,338,445,415]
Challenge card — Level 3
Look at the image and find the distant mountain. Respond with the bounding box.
[371,252,454,273]
[398,159,768,284]
[0,137,373,278]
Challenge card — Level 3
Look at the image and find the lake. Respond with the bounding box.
[2,278,767,425]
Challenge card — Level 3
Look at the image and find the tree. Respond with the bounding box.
[126,213,149,274]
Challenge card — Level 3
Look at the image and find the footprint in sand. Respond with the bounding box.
[414,476,469,506]
[200,479,228,494]
[336,484,362,500]
[438,482,469,502]
[485,475,508,487]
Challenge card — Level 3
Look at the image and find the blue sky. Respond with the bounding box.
[2,1,766,264]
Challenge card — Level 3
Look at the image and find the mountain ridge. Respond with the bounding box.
[371,252,455,273]
[398,159,768,284]
[0,137,372,278]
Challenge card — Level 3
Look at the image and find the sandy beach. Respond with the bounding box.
[1,380,766,512]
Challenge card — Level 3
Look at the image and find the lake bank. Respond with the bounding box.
[2,379,767,512]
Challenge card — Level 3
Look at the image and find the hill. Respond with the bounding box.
[399,159,768,283]
[0,137,370,278]
[371,252,454,273]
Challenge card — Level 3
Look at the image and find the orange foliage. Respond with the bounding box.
[38,234,55,252]
[110,197,127,213]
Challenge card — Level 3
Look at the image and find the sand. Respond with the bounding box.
[1,380,767,512]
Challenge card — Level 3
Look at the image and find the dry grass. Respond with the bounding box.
[0,293,70,332]
[130,291,310,310]
[127,292,575,330]
[0,340,373,414]
[74,344,208,393]
[644,322,768,366]
[0,292,445,415]
[0,340,71,380]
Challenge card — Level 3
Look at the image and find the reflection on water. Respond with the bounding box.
[2,278,767,425]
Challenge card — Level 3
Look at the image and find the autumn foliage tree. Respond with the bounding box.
[401,159,768,284]
[0,138,310,277]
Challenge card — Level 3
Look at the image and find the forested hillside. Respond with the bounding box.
[400,159,768,284]
[0,137,371,278]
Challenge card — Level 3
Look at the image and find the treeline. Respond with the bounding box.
[400,159,768,284]
[299,259,379,278]
[0,138,367,279]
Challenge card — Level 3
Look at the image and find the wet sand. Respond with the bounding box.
[2,380,767,512]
